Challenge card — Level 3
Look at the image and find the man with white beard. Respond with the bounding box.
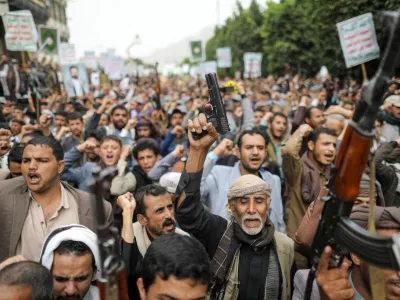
[175,113,295,300]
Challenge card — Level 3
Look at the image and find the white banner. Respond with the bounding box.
[217,47,232,68]
[90,72,100,87]
[59,43,78,65]
[99,52,108,69]
[337,13,380,68]
[105,56,125,80]
[243,52,263,78]
[2,10,38,52]
[199,61,217,79]
[83,51,97,70]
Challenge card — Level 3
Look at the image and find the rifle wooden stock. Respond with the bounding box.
[333,125,372,201]
[98,269,129,300]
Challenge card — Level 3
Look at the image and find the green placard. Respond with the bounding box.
[39,26,59,55]
[190,40,203,62]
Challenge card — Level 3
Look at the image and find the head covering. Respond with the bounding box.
[160,172,182,193]
[350,205,400,230]
[135,96,144,104]
[384,95,400,108]
[39,224,101,281]
[232,94,242,102]
[41,109,54,119]
[228,174,271,201]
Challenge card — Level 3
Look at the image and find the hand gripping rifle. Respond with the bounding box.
[88,166,129,300]
[192,73,230,140]
[304,11,400,299]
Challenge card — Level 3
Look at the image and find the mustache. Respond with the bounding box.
[163,218,176,228]
[242,213,262,222]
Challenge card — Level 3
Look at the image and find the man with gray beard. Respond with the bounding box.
[175,113,295,300]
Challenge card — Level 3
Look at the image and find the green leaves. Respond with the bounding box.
[205,0,400,77]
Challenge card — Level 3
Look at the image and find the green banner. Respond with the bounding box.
[39,26,59,55]
[190,40,203,62]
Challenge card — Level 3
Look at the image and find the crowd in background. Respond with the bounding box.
[0,53,399,300]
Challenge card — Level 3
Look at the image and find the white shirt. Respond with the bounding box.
[72,78,84,97]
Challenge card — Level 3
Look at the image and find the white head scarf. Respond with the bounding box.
[39,224,101,281]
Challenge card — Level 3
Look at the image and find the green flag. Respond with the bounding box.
[190,41,203,62]
[39,26,59,55]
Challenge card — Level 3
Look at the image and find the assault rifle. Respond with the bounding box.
[192,73,230,140]
[154,62,161,110]
[88,166,129,300]
[304,11,400,299]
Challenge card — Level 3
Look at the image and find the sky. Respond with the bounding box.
[67,0,265,59]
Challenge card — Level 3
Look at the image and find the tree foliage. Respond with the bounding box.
[205,0,400,78]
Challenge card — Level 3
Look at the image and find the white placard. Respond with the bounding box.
[243,52,263,78]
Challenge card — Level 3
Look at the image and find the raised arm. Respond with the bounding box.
[148,145,184,181]
[281,124,312,186]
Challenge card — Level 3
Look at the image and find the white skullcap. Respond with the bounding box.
[159,172,182,193]
[39,224,101,281]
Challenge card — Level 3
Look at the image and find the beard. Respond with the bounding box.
[239,213,264,235]
[147,218,176,237]
[241,159,262,174]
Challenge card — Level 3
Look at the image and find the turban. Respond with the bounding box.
[228,174,271,201]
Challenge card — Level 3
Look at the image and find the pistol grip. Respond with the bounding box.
[192,130,209,140]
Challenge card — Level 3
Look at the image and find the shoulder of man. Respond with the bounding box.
[260,169,280,182]
[274,232,294,255]
[0,176,27,195]
[61,181,112,213]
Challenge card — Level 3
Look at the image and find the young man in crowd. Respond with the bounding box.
[39,225,100,300]
[201,129,286,233]
[175,113,294,299]
[60,112,85,152]
[52,111,68,137]
[62,135,135,193]
[266,112,288,168]
[132,138,161,191]
[0,136,112,263]
[137,234,211,300]
[105,105,135,145]
[117,185,189,299]
[282,125,336,268]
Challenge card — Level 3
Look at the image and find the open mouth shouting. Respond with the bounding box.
[105,154,115,163]
[27,172,41,185]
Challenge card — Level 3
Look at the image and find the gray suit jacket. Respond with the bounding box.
[0,176,113,263]
[65,78,89,97]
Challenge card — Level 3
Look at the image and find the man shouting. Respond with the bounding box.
[175,113,295,299]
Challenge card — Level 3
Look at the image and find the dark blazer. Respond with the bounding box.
[0,176,113,262]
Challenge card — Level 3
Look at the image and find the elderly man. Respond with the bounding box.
[175,113,294,299]
[39,224,100,300]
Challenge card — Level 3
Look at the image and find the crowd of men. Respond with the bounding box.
[0,53,399,300]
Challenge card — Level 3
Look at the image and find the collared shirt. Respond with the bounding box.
[16,183,79,261]
[72,78,84,97]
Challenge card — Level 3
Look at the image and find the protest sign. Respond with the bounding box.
[199,61,217,79]
[105,56,125,80]
[61,63,89,97]
[190,41,204,62]
[337,13,380,68]
[217,47,232,68]
[99,52,108,69]
[38,26,59,55]
[84,51,97,70]
[243,52,263,78]
[182,64,190,74]
[90,72,100,87]
[2,10,38,51]
[59,43,78,66]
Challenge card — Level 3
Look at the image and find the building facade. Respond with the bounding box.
[0,0,69,54]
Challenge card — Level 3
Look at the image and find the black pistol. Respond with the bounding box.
[192,73,230,140]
